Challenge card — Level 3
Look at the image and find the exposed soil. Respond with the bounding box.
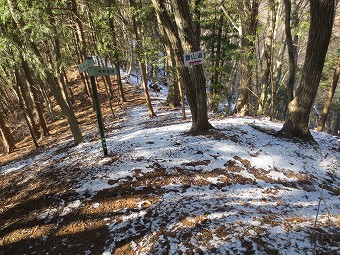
[0,73,148,254]
[1,72,339,255]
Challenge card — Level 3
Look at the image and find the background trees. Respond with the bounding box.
[0,0,339,154]
[279,0,336,140]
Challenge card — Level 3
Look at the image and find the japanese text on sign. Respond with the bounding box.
[183,50,205,67]
[78,58,116,76]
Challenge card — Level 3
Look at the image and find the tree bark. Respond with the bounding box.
[108,14,127,103]
[278,0,336,141]
[165,44,181,108]
[21,57,50,137]
[317,59,340,132]
[156,12,181,108]
[46,71,84,144]
[15,66,40,140]
[0,111,16,154]
[235,0,259,116]
[210,11,224,112]
[14,67,39,148]
[258,0,276,115]
[129,0,156,117]
[152,0,213,131]
[38,76,56,121]
[333,107,340,136]
[69,0,92,100]
[283,0,299,105]
[171,0,212,131]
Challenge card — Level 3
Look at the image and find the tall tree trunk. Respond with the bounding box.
[21,58,50,137]
[87,8,97,52]
[38,76,56,121]
[156,12,181,108]
[258,0,278,116]
[63,68,75,102]
[0,111,16,154]
[171,0,212,131]
[129,0,156,117]
[69,0,92,100]
[317,59,340,132]
[152,0,212,131]
[269,0,281,120]
[165,44,181,108]
[213,12,223,91]
[14,67,39,148]
[31,42,84,144]
[333,107,340,135]
[108,15,127,102]
[278,0,336,141]
[284,0,299,105]
[235,0,259,116]
[72,29,92,99]
[15,66,40,139]
[193,0,202,43]
[28,40,84,144]
[46,71,84,144]
[69,0,87,61]
[102,76,116,118]
[210,10,224,112]
[47,2,74,111]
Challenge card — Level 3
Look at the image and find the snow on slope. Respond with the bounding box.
[1,91,339,254]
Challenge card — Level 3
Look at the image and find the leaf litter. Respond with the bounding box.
[1,86,339,255]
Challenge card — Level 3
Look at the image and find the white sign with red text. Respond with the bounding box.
[183,50,205,67]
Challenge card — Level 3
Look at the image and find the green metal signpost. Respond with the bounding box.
[78,57,116,156]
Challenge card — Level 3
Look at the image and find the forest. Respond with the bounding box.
[0,0,340,255]
[0,0,339,153]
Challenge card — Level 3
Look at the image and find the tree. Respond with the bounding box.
[108,12,127,103]
[152,0,213,132]
[6,0,84,145]
[278,0,336,141]
[234,0,259,116]
[207,6,225,112]
[156,15,181,108]
[283,0,299,105]
[129,0,156,117]
[257,0,279,116]
[13,66,39,148]
[333,106,340,135]
[20,56,50,138]
[317,58,340,132]
[0,110,16,154]
[68,0,92,99]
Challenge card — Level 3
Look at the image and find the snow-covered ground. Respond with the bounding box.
[1,86,339,255]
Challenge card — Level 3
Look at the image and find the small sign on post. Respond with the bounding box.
[183,50,205,67]
[78,57,117,156]
[78,58,116,76]
[78,60,92,73]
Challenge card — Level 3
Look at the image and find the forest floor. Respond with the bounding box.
[0,72,340,255]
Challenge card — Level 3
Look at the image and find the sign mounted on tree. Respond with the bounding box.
[78,57,117,156]
[183,50,205,67]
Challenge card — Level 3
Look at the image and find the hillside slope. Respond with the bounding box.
[1,86,339,255]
